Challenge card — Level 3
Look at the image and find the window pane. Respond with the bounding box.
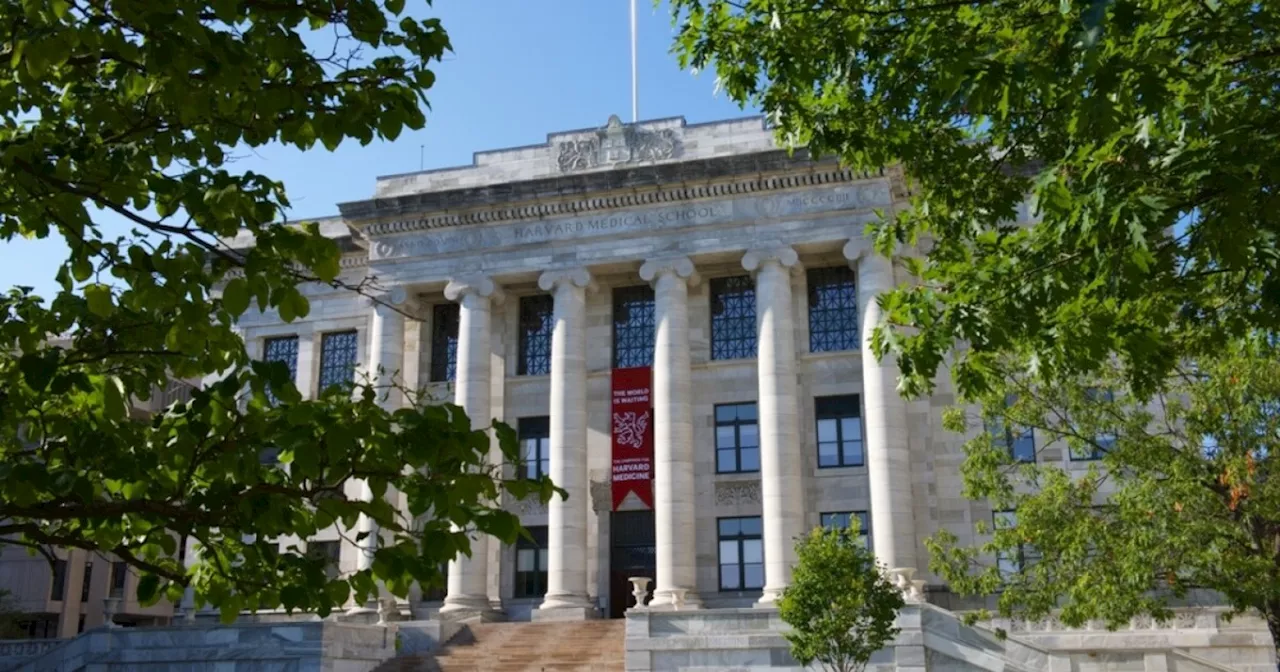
[716,426,737,448]
[430,304,460,382]
[736,403,758,421]
[743,564,765,589]
[718,518,740,537]
[539,458,550,479]
[842,440,864,466]
[539,549,549,570]
[817,419,838,443]
[740,517,763,536]
[994,511,1017,529]
[720,565,740,590]
[841,417,861,441]
[517,295,554,376]
[613,286,655,368]
[719,540,739,564]
[739,446,760,472]
[318,331,359,391]
[818,442,839,467]
[263,336,299,404]
[742,539,763,564]
[807,267,859,353]
[710,276,756,361]
[718,450,737,473]
[715,405,738,422]
[517,549,535,571]
[739,423,758,447]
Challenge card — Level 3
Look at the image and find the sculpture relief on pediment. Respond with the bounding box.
[556,115,681,174]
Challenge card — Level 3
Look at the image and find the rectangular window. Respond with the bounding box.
[430,303,460,383]
[613,286,655,368]
[318,330,359,392]
[715,402,759,473]
[816,395,864,468]
[992,511,1039,576]
[110,561,127,598]
[50,559,67,601]
[710,275,756,360]
[81,562,92,602]
[517,295,554,376]
[263,335,299,404]
[820,511,871,548]
[718,517,764,591]
[514,526,549,598]
[987,396,1035,463]
[519,416,551,480]
[1071,388,1115,460]
[807,266,859,352]
[307,540,342,580]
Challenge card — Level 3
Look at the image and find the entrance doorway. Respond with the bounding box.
[608,510,655,618]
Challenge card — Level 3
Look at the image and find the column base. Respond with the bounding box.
[648,589,703,611]
[532,605,599,622]
[755,587,785,607]
[439,595,505,623]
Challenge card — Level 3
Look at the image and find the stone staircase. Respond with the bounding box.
[380,620,627,672]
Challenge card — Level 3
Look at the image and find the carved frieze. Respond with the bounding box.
[368,179,890,261]
[715,480,761,506]
[556,115,680,174]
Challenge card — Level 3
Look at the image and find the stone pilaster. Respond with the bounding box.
[844,241,918,573]
[639,256,702,609]
[440,275,504,620]
[742,246,805,605]
[534,268,597,619]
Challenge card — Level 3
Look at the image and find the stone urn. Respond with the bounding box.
[670,588,688,611]
[627,576,652,610]
[103,596,121,628]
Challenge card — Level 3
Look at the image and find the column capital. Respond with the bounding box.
[537,267,596,293]
[842,237,876,264]
[742,245,800,274]
[364,285,408,310]
[444,274,504,304]
[639,256,700,287]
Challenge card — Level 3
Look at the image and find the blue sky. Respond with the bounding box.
[0,1,758,300]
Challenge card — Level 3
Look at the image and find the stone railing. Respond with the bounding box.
[0,639,61,671]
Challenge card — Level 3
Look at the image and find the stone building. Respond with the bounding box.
[0,378,193,640]
[210,115,1274,671]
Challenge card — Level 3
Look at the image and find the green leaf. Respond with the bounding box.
[102,375,127,420]
[222,277,250,316]
[18,352,58,391]
[84,283,114,317]
[136,574,161,605]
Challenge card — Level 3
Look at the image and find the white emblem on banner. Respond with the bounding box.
[612,410,649,450]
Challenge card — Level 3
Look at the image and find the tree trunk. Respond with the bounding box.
[1263,605,1280,672]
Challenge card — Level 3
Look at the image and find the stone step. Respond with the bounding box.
[377,619,626,672]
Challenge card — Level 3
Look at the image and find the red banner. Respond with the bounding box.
[611,367,654,510]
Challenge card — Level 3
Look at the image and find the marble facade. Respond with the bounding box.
[217,115,1275,670]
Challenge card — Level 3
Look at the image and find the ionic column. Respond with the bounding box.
[742,246,805,605]
[844,241,917,573]
[534,268,596,618]
[440,275,503,619]
[639,257,702,609]
[350,288,406,613]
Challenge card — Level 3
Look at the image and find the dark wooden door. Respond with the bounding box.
[609,510,656,618]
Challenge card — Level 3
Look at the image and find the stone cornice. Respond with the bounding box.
[340,150,881,238]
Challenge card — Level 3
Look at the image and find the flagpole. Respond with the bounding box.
[630,0,638,123]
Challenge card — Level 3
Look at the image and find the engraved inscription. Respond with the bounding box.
[369,183,890,261]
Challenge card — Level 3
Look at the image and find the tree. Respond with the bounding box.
[0,0,557,619]
[672,0,1280,659]
[670,0,1279,400]
[926,336,1280,656]
[779,525,904,672]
